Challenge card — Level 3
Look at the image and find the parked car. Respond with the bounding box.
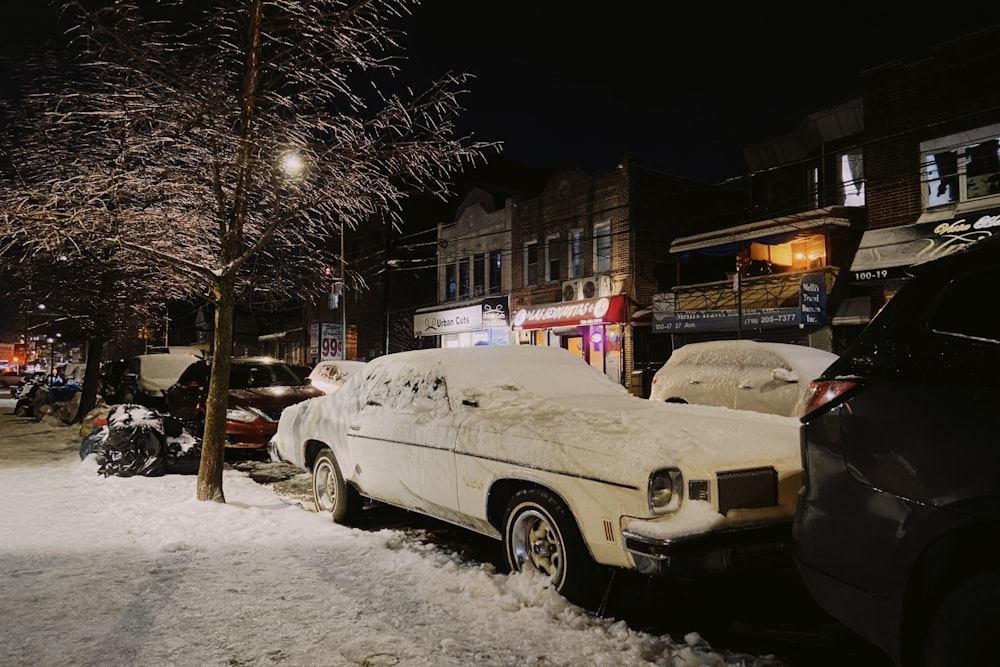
[165,356,323,451]
[98,359,130,402]
[648,339,837,417]
[307,359,367,395]
[793,235,1000,667]
[269,345,802,604]
[114,353,202,410]
[2,368,26,394]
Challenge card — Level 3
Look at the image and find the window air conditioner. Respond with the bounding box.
[561,279,582,302]
[581,274,614,299]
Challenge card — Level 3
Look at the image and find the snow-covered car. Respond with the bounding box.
[306,359,367,395]
[269,345,801,603]
[165,356,323,451]
[648,340,838,417]
[115,353,202,411]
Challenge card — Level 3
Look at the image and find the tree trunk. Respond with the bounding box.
[74,335,105,423]
[196,282,235,502]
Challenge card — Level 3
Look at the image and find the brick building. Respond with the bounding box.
[849,26,1000,316]
[509,155,743,391]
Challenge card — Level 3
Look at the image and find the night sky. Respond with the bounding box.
[5,2,1000,184]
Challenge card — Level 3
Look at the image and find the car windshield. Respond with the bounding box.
[229,362,303,389]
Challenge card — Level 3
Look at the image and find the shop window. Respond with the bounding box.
[545,234,560,283]
[922,125,1000,207]
[594,222,611,274]
[524,241,538,286]
[473,254,485,297]
[840,150,865,206]
[568,229,584,278]
[489,249,502,294]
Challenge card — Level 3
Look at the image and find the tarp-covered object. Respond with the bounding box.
[81,404,201,477]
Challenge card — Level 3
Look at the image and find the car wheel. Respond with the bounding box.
[311,448,360,523]
[503,488,599,604]
[14,400,30,418]
[924,571,1000,667]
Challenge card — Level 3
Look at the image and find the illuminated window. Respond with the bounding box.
[922,125,1000,207]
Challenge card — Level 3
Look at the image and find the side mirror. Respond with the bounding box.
[771,368,799,383]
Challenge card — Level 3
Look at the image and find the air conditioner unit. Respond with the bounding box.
[581,274,614,299]
[561,279,582,302]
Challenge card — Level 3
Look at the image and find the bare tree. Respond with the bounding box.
[0,0,496,502]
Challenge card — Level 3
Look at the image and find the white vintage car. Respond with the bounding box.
[269,345,801,603]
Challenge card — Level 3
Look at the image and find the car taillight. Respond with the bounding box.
[800,379,858,418]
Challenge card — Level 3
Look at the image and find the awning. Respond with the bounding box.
[831,296,871,326]
[849,207,1000,282]
[671,206,853,254]
[512,295,628,331]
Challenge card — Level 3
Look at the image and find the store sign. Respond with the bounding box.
[512,295,627,331]
[319,323,343,360]
[652,274,826,333]
[851,208,1000,282]
[415,297,511,337]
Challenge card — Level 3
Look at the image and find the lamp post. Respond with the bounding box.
[46,337,54,375]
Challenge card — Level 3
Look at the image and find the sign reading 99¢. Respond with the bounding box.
[319,323,343,361]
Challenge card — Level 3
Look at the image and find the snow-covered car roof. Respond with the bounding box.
[664,340,837,379]
[133,353,202,395]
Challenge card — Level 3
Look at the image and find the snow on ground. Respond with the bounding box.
[0,396,787,667]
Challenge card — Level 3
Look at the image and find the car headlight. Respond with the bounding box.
[648,468,683,514]
[226,406,270,423]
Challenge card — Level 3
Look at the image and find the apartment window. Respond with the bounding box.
[445,262,457,301]
[568,229,584,278]
[473,254,486,297]
[489,249,502,294]
[545,234,560,283]
[922,126,1000,207]
[594,222,611,275]
[524,241,538,286]
[840,150,865,206]
[458,258,470,299]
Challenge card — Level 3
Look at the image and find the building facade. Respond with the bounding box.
[851,26,1000,317]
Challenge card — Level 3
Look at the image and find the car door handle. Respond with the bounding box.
[687,380,700,385]
[738,384,753,390]
[348,425,360,431]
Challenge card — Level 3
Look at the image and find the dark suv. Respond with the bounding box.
[165,356,322,452]
[793,235,1000,667]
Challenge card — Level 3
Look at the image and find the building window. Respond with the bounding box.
[545,234,560,283]
[524,241,538,286]
[922,125,1000,207]
[445,262,457,301]
[568,229,583,278]
[473,254,485,297]
[489,249,502,294]
[594,222,611,275]
[840,150,865,206]
[458,258,470,299]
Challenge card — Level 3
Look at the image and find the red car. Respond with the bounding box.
[165,356,323,450]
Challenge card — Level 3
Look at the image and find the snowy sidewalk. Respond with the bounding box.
[0,396,780,667]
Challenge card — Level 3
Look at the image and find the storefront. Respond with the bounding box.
[652,272,828,339]
[848,207,1000,317]
[414,296,512,347]
[511,294,628,383]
